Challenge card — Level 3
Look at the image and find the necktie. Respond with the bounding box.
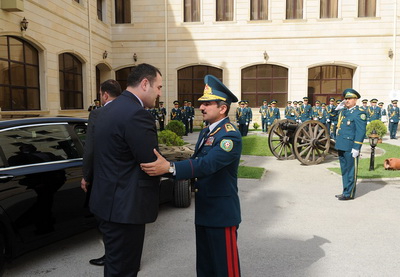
[200,127,210,147]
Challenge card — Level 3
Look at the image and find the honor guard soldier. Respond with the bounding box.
[359,99,369,113]
[388,100,400,139]
[292,101,300,121]
[367,98,381,122]
[335,89,367,200]
[326,98,336,134]
[285,101,296,121]
[299,97,312,123]
[141,74,242,277]
[236,100,249,136]
[378,102,387,123]
[312,100,322,121]
[260,100,269,132]
[171,100,182,121]
[320,103,328,124]
[157,101,167,131]
[181,100,189,135]
[268,100,281,127]
[243,100,252,136]
[329,99,342,139]
[187,101,195,133]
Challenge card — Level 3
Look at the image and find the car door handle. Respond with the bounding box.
[0,174,14,182]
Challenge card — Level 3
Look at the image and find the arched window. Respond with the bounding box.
[178,65,222,107]
[0,36,40,111]
[308,65,353,104]
[115,66,136,91]
[241,64,288,107]
[59,53,83,109]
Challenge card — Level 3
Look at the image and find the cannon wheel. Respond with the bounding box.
[268,119,296,160]
[292,120,330,165]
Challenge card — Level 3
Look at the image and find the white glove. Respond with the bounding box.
[298,120,302,123]
[351,149,360,158]
[245,122,248,125]
[390,119,394,122]
[327,119,330,122]
[335,100,346,110]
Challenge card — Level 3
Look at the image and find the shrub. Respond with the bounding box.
[366,120,387,138]
[166,120,185,137]
[158,130,184,146]
[253,122,260,130]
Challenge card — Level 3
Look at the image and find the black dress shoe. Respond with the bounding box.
[89,255,105,266]
[338,196,354,201]
[335,194,343,198]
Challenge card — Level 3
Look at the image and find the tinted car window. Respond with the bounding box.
[0,123,81,168]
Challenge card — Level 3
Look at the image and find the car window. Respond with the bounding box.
[0,123,81,168]
[74,124,87,146]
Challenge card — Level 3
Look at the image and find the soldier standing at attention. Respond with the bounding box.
[243,100,252,136]
[388,100,400,139]
[268,100,280,127]
[236,100,249,136]
[157,101,167,131]
[259,100,269,132]
[284,101,296,121]
[181,100,189,136]
[187,101,195,133]
[367,98,381,122]
[141,74,242,277]
[335,89,367,201]
[378,102,387,123]
[299,97,312,123]
[326,98,336,137]
[171,100,182,121]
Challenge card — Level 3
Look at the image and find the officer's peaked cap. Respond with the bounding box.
[343,88,361,99]
[198,75,238,104]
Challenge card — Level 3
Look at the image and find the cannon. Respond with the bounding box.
[268,119,337,165]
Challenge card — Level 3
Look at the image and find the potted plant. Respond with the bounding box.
[366,120,387,142]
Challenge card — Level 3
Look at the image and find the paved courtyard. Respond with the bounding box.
[4,132,400,276]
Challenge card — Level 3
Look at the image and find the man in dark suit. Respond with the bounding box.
[81,79,122,266]
[141,75,242,277]
[89,63,162,277]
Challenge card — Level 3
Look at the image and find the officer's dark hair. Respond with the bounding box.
[100,79,122,98]
[217,100,230,116]
[127,63,162,88]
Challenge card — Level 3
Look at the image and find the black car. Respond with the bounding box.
[0,117,191,270]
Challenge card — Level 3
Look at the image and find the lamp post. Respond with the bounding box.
[368,129,379,171]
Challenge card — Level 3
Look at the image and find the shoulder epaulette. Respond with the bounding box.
[224,123,236,132]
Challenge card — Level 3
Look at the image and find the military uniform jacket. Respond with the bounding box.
[260,105,268,119]
[299,104,312,121]
[171,108,182,121]
[174,117,242,227]
[90,91,161,224]
[236,107,249,124]
[367,106,381,121]
[284,106,296,120]
[388,106,400,123]
[157,107,166,121]
[267,107,281,124]
[335,106,367,152]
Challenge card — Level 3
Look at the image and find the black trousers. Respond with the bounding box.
[98,219,145,277]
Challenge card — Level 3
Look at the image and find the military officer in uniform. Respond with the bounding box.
[187,100,195,133]
[141,74,242,277]
[367,98,381,122]
[157,101,167,131]
[171,100,182,121]
[299,97,312,122]
[268,100,280,127]
[285,100,296,121]
[335,89,367,200]
[181,100,189,135]
[378,102,387,123]
[259,100,269,132]
[325,98,336,134]
[236,100,249,136]
[243,100,252,136]
[388,100,400,139]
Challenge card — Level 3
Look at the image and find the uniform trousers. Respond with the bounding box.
[97,219,145,277]
[195,225,241,277]
[338,150,358,198]
[261,118,268,132]
[389,122,398,138]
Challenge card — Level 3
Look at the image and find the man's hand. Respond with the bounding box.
[81,178,89,192]
[140,149,170,176]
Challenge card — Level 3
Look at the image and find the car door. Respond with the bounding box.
[0,121,94,251]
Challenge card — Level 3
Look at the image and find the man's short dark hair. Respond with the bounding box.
[127,63,162,88]
[100,79,122,98]
[217,100,230,116]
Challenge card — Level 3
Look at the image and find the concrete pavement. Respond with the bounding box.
[4,131,400,276]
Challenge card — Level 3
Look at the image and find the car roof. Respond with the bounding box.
[0,117,87,129]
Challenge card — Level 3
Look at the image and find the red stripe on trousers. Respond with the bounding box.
[225,226,240,277]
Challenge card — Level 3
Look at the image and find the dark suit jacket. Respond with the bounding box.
[82,107,101,183]
[89,90,160,224]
